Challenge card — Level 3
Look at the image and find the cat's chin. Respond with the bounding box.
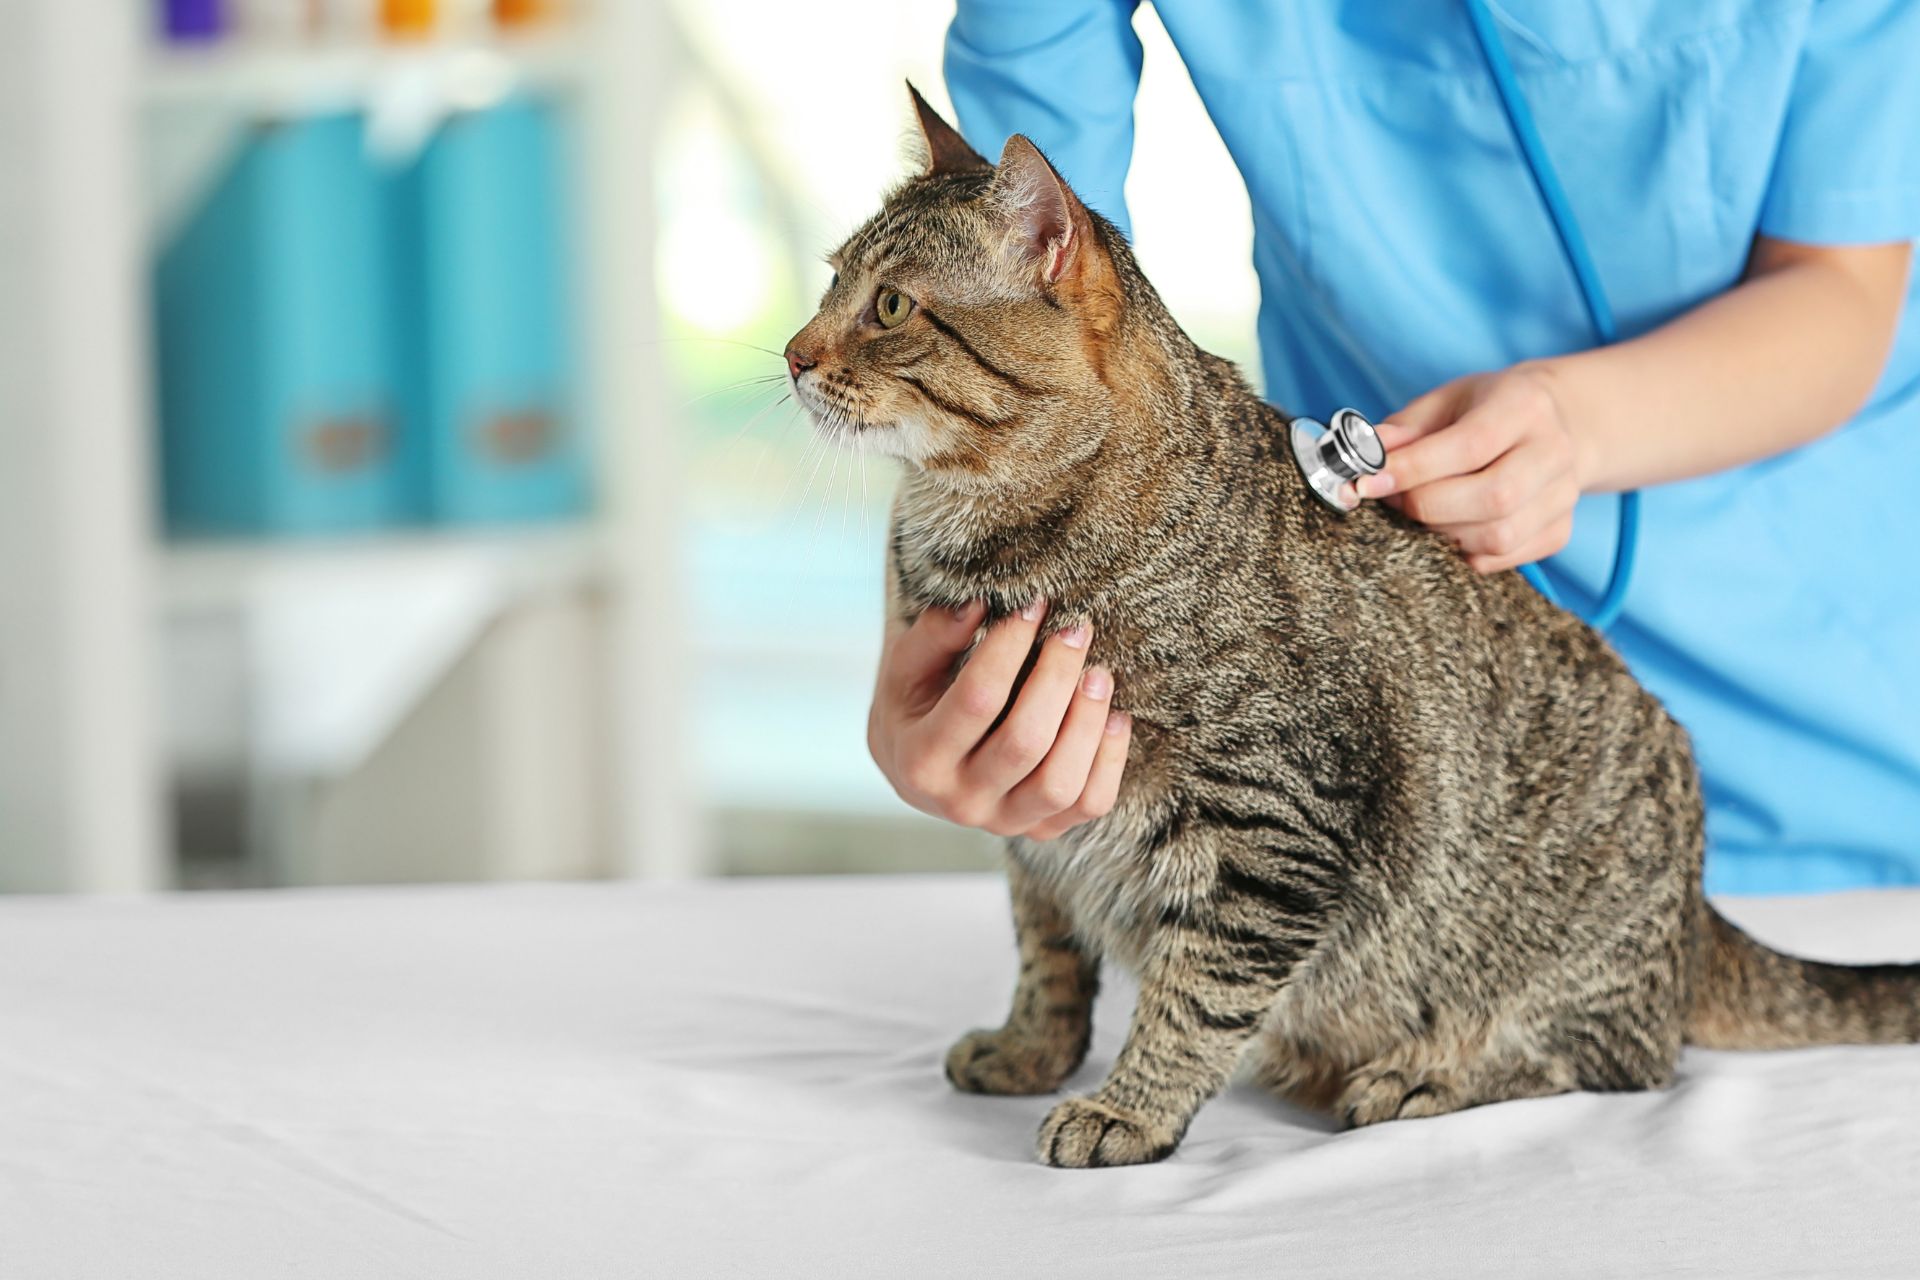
[801,412,891,449]
[798,405,929,464]
[849,421,930,463]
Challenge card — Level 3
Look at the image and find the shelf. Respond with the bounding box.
[141,31,588,117]
[3,0,699,888]
[161,524,608,614]
[160,525,611,781]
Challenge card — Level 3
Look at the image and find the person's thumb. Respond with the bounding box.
[882,599,986,702]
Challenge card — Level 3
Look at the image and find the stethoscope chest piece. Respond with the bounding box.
[1289,407,1386,514]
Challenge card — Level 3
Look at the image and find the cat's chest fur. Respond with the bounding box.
[1008,786,1206,970]
[890,513,1242,967]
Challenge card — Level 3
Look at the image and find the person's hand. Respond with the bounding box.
[1361,363,1593,573]
[867,599,1132,840]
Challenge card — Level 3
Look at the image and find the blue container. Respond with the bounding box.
[389,99,590,525]
[155,114,403,535]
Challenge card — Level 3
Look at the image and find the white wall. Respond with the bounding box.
[0,2,166,893]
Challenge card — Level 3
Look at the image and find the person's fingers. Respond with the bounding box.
[1026,711,1132,842]
[909,600,1048,769]
[1437,487,1573,559]
[994,666,1113,834]
[1361,405,1518,500]
[1376,380,1470,452]
[1466,513,1575,574]
[1397,438,1560,527]
[880,599,986,704]
[963,620,1094,796]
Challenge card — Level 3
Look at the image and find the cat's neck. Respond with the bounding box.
[890,330,1312,618]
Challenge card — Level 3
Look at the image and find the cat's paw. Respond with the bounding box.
[1036,1096,1179,1168]
[944,1027,1081,1096]
[1337,1065,1459,1128]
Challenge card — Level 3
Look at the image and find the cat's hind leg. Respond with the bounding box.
[946,860,1100,1096]
[1245,1030,1349,1114]
[1335,994,1686,1127]
[1341,825,1692,1127]
[1336,1036,1578,1128]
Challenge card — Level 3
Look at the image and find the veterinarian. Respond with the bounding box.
[866,1,1920,896]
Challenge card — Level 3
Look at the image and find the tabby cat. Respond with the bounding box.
[783,87,1920,1168]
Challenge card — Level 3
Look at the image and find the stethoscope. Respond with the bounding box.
[1291,0,1641,632]
[1290,409,1385,515]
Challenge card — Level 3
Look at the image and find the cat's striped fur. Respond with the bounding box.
[784,88,1920,1167]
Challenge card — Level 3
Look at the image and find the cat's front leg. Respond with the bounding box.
[1037,857,1329,1167]
[946,858,1099,1096]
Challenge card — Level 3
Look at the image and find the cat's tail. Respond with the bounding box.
[1686,906,1920,1049]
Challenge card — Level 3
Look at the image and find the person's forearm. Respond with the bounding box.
[1536,237,1912,493]
[946,0,1144,236]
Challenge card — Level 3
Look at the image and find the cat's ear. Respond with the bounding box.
[990,134,1087,286]
[906,82,988,176]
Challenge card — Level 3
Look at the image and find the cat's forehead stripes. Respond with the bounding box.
[833,171,997,285]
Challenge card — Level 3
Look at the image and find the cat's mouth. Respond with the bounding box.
[793,377,892,440]
[791,373,942,466]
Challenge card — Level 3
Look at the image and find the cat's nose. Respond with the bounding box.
[785,345,818,379]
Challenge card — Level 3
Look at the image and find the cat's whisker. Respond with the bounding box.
[746,402,805,506]
[744,410,806,537]
[840,444,854,538]
[714,389,795,459]
[726,375,791,405]
[677,374,787,413]
[773,429,824,513]
[647,335,787,361]
[698,381,788,438]
[810,440,844,549]
[695,372,786,398]
[787,423,837,524]
[858,450,870,538]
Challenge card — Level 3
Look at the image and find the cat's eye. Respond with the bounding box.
[875,286,913,329]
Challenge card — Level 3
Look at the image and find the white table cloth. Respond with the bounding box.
[3,875,1918,1278]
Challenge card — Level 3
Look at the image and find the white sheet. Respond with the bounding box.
[2,875,1917,1279]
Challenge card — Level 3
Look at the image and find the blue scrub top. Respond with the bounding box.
[946,0,1920,895]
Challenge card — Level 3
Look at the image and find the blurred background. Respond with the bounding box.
[0,0,1257,894]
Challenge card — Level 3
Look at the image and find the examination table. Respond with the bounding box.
[4,874,1917,1278]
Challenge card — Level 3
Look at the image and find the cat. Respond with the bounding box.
[783,85,1920,1168]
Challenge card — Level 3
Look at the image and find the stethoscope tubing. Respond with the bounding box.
[1463,0,1638,631]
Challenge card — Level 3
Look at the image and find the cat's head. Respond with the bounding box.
[784,85,1142,490]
